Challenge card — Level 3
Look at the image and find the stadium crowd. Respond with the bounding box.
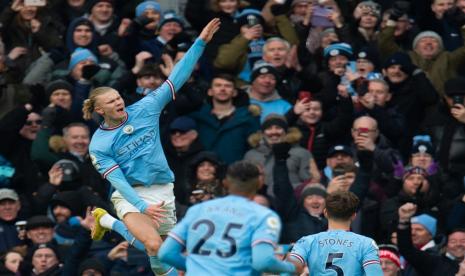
[1,0,465,275]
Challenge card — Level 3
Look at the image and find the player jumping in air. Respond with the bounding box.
[82,18,221,276]
[158,160,298,275]
[287,191,383,276]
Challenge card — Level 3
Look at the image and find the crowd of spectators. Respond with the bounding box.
[2,0,465,275]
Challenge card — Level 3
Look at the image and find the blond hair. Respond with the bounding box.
[82,87,113,120]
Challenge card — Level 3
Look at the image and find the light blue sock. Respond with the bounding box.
[112,220,146,252]
[149,255,178,276]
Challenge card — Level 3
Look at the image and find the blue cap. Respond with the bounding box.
[135,1,161,17]
[159,10,184,29]
[170,116,196,132]
[327,144,353,158]
[411,214,437,237]
[323,43,353,59]
[68,48,98,70]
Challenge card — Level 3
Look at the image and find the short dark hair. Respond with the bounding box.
[226,160,260,194]
[325,191,360,221]
[211,74,236,87]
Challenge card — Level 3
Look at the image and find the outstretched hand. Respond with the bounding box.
[199,18,221,43]
[144,201,167,228]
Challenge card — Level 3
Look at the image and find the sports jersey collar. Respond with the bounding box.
[99,112,128,130]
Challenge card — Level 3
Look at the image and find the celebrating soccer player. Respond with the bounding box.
[287,191,383,275]
[82,18,221,276]
[158,160,297,275]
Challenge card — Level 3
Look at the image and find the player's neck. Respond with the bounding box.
[105,116,125,127]
[328,220,351,231]
[229,191,254,200]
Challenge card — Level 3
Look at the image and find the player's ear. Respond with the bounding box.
[94,105,104,116]
[323,208,328,218]
[351,212,357,222]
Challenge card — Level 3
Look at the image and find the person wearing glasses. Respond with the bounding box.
[0,104,43,198]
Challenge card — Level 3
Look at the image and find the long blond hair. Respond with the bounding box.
[82,87,113,120]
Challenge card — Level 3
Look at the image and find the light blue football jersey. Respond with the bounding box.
[168,195,282,276]
[290,230,383,276]
[88,38,206,211]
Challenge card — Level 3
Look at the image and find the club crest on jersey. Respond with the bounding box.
[123,125,134,135]
[267,216,280,230]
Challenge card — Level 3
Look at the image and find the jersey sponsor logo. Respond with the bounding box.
[123,125,134,134]
[266,216,280,236]
[117,129,156,157]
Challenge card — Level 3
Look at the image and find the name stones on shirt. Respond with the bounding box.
[318,238,354,248]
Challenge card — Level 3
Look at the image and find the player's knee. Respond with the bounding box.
[144,238,162,255]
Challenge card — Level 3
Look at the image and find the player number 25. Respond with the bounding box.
[325,252,344,276]
[191,219,243,258]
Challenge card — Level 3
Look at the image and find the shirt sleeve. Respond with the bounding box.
[362,239,383,275]
[89,148,148,212]
[288,237,309,265]
[158,236,187,271]
[251,242,296,273]
[167,207,195,247]
[251,213,281,248]
[144,38,207,109]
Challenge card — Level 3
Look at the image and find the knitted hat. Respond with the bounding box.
[411,135,434,156]
[320,27,336,39]
[383,51,412,71]
[170,116,196,132]
[251,61,280,82]
[30,242,61,261]
[355,1,381,19]
[159,10,184,29]
[356,46,380,68]
[378,244,401,268]
[78,258,106,275]
[327,144,353,158]
[412,31,443,50]
[87,0,113,13]
[68,48,98,70]
[323,43,353,59]
[45,79,73,99]
[300,183,327,200]
[402,166,427,180]
[411,214,437,237]
[444,77,465,96]
[261,114,288,131]
[236,9,264,27]
[135,1,161,17]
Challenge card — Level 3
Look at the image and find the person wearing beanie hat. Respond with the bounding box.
[29,243,62,275]
[78,258,106,276]
[378,244,401,276]
[235,8,264,27]
[68,48,98,71]
[135,1,161,18]
[323,42,352,76]
[45,79,74,110]
[300,183,327,216]
[159,10,184,31]
[355,46,379,74]
[25,215,55,244]
[354,1,381,20]
[247,62,291,122]
[87,0,114,24]
[86,0,118,53]
[412,31,443,58]
[397,203,465,276]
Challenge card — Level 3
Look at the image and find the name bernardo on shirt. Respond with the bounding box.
[117,129,156,157]
[318,238,354,247]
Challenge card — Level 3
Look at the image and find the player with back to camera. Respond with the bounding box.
[158,160,298,275]
[286,191,383,275]
[81,19,221,276]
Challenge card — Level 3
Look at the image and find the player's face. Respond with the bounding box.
[208,78,236,103]
[447,231,465,259]
[196,161,217,181]
[263,125,286,145]
[380,258,399,275]
[303,195,325,217]
[95,90,126,122]
[63,126,90,157]
[411,224,432,246]
[402,174,425,196]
